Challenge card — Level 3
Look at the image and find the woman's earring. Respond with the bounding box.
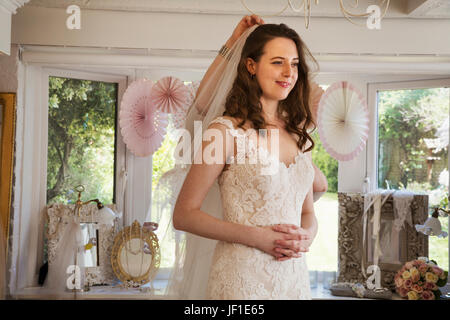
[251,73,255,80]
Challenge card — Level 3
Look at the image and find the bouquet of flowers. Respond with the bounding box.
[394,257,448,300]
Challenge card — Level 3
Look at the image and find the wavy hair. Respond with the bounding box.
[223,23,318,152]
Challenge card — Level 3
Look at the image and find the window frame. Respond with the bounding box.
[10,60,206,293]
[10,65,128,292]
[367,78,450,283]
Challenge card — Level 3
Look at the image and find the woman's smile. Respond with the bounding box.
[275,81,291,88]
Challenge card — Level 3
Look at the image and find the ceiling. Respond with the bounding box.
[22,0,450,18]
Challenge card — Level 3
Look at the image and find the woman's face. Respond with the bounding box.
[247,37,299,103]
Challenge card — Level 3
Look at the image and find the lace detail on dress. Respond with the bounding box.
[206,116,314,300]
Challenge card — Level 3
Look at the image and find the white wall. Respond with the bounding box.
[11,6,450,55]
[0,9,11,55]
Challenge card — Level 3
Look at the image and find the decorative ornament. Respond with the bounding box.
[119,79,168,157]
[317,81,369,161]
[415,207,448,238]
[152,76,190,114]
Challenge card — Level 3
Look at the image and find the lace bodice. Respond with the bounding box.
[205,116,315,300]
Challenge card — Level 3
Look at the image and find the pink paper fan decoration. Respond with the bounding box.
[309,81,324,123]
[317,81,369,162]
[152,76,190,114]
[119,79,168,157]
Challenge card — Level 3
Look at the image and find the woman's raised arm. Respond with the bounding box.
[194,15,264,114]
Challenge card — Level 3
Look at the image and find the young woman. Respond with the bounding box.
[195,15,328,199]
[173,18,321,299]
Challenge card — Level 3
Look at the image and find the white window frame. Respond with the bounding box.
[10,50,208,294]
[367,78,450,282]
[10,65,130,292]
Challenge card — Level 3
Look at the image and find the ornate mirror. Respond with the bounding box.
[111,220,160,288]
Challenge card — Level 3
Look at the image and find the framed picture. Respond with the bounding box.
[0,93,16,252]
[337,192,428,290]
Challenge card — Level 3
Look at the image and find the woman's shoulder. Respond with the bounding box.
[209,115,251,130]
[208,115,238,130]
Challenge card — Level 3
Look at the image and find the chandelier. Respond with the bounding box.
[241,0,390,29]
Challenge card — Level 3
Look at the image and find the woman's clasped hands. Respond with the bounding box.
[254,224,312,262]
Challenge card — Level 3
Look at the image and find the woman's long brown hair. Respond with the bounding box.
[223,23,318,152]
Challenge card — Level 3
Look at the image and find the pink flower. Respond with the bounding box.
[398,287,409,298]
[419,265,429,276]
[395,277,404,288]
[412,284,423,294]
[421,290,435,300]
[405,262,414,269]
[413,260,422,267]
[424,282,435,290]
[404,279,413,289]
[432,266,443,277]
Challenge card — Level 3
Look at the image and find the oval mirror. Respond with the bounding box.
[111,220,160,287]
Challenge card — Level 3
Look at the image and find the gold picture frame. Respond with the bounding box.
[0,93,16,253]
[111,220,160,287]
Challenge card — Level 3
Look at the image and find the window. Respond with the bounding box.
[375,80,449,271]
[46,76,118,205]
[309,84,339,289]
[43,75,119,265]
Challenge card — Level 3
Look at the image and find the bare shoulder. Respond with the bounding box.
[221,115,254,130]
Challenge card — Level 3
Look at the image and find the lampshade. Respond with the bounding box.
[98,206,116,226]
[415,211,448,238]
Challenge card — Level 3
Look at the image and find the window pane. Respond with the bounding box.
[377,87,449,271]
[152,114,178,269]
[47,76,117,205]
[309,130,339,274]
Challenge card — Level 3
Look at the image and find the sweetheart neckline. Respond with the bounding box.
[224,142,306,174]
[257,145,305,170]
[211,116,308,171]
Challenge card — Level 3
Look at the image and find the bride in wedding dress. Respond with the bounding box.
[172,16,321,300]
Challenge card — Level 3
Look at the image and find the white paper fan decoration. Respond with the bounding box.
[317,81,369,161]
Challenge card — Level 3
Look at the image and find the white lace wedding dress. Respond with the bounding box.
[205,116,315,300]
